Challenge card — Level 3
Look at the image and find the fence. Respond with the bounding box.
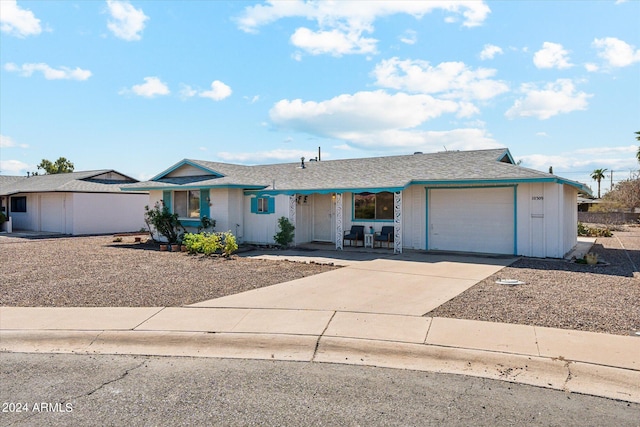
[578,212,640,224]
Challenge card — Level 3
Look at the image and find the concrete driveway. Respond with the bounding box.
[191,252,515,316]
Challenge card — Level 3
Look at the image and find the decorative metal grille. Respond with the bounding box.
[394,191,402,253]
[335,193,343,250]
[289,194,297,246]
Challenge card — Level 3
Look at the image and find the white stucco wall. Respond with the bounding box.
[8,192,147,235]
[242,194,289,244]
[516,182,577,258]
[8,194,38,231]
[72,192,147,235]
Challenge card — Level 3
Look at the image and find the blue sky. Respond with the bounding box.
[1,1,639,194]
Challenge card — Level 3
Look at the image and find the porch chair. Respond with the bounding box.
[343,225,365,247]
[374,226,395,249]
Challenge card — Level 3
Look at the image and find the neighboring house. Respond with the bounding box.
[0,170,148,235]
[126,149,591,258]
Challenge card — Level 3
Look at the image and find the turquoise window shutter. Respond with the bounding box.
[267,197,275,214]
[200,189,210,219]
[162,191,172,212]
[250,197,258,214]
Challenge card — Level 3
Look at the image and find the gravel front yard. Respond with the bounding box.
[0,235,338,307]
[2,228,639,337]
[428,227,640,336]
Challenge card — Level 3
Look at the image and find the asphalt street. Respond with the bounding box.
[1,353,638,426]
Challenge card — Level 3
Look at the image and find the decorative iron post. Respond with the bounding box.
[289,194,297,246]
[335,193,343,250]
[394,191,402,254]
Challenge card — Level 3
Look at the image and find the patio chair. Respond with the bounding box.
[374,226,395,249]
[343,225,365,247]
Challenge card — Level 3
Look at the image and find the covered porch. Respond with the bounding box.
[285,191,404,254]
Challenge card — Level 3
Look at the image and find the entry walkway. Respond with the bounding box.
[1,252,639,403]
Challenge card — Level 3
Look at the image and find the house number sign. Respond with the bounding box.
[532,196,544,200]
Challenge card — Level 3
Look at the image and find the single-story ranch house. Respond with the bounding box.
[0,170,148,235]
[127,148,590,258]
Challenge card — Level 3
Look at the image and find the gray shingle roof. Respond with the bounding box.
[126,149,591,194]
[0,170,141,196]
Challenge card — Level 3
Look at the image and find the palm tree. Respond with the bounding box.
[590,168,608,198]
[636,131,640,163]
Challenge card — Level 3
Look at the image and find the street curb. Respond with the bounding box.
[2,330,638,404]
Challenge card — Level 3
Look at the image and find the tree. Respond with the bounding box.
[635,131,640,163]
[37,157,75,174]
[602,178,640,212]
[590,168,607,199]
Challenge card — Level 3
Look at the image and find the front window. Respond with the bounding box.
[354,192,393,220]
[10,196,27,213]
[174,190,200,218]
[257,197,269,213]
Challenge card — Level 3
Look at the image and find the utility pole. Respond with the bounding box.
[610,170,613,192]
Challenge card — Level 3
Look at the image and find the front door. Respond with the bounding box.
[313,194,334,242]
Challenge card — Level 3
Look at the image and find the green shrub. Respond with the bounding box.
[274,216,295,248]
[577,222,613,237]
[144,201,185,243]
[183,231,238,256]
[220,231,238,257]
[183,233,205,254]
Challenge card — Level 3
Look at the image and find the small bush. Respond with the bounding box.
[577,222,613,237]
[183,231,238,256]
[274,217,295,248]
[220,231,238,257]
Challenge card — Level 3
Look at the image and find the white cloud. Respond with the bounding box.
[0,0,42,38]
[505,79,591,120]
[237,1,490,56]
[179,84,197,99]
[533,42,573,69]
[520,146,638,192]
[535,132,548,137]
[268,90,501,151]
[0,159,30,174]
[584,63,599,72]
[290,27,377,56]
[125,76,170,98]
[217,149,322,164]
[270,90,459,137]
[592,37,640,68]
[573,145,638,156]
[106,0,149,41]
[399,29,417,45]
[4,62,92,80]
[180,81,232,101]
[338,128,502,151]
[0,135,28,149]
[479,44,503,60]
[372,57,509,101]
[199,80,232,101]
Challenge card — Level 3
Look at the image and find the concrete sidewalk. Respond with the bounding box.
[1,307,638,403]
[1,253,639,403]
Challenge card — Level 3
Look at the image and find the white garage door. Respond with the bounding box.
[429,187,514,255]
[40,195,66,233]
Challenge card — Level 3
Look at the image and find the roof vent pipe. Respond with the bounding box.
[318,146,321,161]
[300,157,306,169]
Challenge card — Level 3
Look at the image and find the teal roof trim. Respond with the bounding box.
[498,149,515,164]
[150,159,223,181]
[413,177,589,193]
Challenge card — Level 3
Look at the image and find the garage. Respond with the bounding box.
[428,187,515,255]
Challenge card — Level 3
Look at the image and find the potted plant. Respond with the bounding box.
[585,252,598,265]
